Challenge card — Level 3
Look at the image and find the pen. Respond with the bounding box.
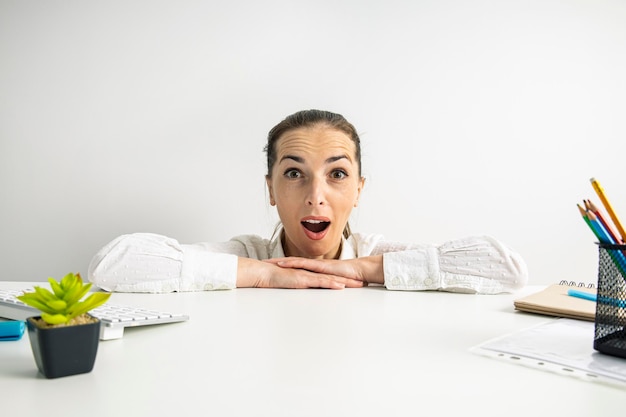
[567,289,626,308]
[590,177,626,243]
[567,289,597,302]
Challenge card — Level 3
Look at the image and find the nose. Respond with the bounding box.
[306,177,326,206]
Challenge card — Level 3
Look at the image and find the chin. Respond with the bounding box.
[301,243,339,259]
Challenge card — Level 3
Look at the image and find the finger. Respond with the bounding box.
[287,275,345,290]
[341,278,366,288]
[277,260,318,271]
[318,280,346,290]
[301,273,363,289]
[281,259,334,274]
[262,258,284,264]
[266,259,328,275]
[326,276,364,288]
[266,258,310,268]
[316,278,364,289]
[263,257,307,264]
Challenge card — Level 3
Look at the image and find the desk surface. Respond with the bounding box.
[1,282,623,416]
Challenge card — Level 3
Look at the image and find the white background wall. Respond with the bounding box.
[2,0,626,285]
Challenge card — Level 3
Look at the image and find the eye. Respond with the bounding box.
[330,169,348,180]
[284,169,302,179]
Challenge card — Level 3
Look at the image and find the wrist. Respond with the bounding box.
[356,255,384,285]
[236,257,271,288]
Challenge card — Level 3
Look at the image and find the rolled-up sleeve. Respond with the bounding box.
[88,233,238,293]
[382,235,528,294]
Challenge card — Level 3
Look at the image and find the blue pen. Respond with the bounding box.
[567,289,597,302]
[567,289,626,308]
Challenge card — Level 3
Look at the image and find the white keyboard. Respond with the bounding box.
[0,288,189,340]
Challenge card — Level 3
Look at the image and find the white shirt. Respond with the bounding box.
[88,232,528,294]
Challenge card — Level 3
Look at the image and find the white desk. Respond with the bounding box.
[0,282,623,416]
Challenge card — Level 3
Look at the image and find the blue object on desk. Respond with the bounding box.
[0,321,25,341]
[568,289,626,308]
[567,289,598,302]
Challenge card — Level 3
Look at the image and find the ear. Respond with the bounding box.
[266,175,276,206]
[354,176,365,207]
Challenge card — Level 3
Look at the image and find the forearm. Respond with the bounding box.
[381,236,528,293]
[89,233,239,292]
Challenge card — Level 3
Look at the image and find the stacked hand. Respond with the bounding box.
[237,256,384,289]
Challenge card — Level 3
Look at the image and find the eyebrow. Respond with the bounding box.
[279,154,350,164]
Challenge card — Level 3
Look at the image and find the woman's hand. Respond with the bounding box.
[264,255,385,286]
[236,257,366,289]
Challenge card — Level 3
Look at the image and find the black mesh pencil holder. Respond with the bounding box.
[594,243,626,359]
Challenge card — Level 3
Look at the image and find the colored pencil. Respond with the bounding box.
[577,203,626,278]
[590,177,626,243]
[577,203,592,228]
[585,199,622,244]
[578,203,606,243]
[587,211,615,244]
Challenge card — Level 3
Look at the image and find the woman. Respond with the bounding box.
[88,110,527,293]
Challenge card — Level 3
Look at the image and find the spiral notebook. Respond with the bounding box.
[513,281,596,321]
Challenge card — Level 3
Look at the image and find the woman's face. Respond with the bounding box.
[266,125,364,259]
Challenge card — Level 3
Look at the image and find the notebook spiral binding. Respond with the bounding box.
[559,280,596,289]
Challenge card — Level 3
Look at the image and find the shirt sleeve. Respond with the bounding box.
[380,235,528,294]
[88,233,239,293]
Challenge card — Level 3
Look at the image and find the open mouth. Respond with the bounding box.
[301,219,330,233]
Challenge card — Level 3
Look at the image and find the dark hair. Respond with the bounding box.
[264,109,362,241]
[264,109,362,178]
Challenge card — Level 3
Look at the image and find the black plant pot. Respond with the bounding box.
[26,315,101,379]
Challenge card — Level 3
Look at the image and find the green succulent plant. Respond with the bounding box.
[17,272,111,325]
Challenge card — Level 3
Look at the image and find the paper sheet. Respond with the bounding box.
[471,318,626,387]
